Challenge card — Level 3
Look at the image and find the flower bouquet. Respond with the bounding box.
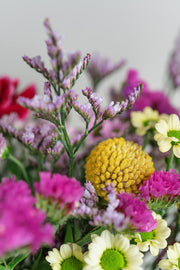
[0,18,180,270]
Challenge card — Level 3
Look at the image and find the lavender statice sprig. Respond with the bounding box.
[86,52,126,89]
[61,53,91,90]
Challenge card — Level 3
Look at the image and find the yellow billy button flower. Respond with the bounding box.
[134,212,171,256]
[83,230,144,270]
[85,137,154,197]
[46,243,84,270]
[159,242,180,270]
[131,107,168,136]
[154,114,180,158]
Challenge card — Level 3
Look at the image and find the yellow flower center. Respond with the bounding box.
[85,137,155,197]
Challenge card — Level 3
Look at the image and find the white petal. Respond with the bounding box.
[168,114,180,130]
[60,244,72,259]
[155,120,168,135]
[173,145,180,158]
[157,137,172,152]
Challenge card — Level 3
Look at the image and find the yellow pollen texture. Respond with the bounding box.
[85,137,155,197]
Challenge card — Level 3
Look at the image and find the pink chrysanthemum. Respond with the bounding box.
[0,177,54,256]
[116,192,157,232]
[139,169,180,201]
[34,172,84,212]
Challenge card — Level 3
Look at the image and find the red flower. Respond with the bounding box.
[0,76,36,119]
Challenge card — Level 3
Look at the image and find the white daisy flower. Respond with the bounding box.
[131,107,168,136]
[83,230,143,270]
[154,114,180,158]
[46,243,84,270]
[159,242,180,270]
[134,212,171,256]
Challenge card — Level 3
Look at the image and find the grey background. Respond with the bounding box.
[1,0,180,97]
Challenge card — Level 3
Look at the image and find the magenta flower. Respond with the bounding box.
[0,177,54,256]
[116,192,157,232]
[139,169,180,201]
[34,172,84,212]
[121,69,179,116]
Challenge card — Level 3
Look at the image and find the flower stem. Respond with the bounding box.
[166,148,174,171]
[142,131,151,150]
[8,154,32,191]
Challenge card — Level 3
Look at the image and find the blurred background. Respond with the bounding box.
[1,0,180,99]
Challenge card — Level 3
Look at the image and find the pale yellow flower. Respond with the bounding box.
[159,242,180,270]
[154,114,180,158]
[131,107,168,136]
[83,230,144,270]
[134,212,171,256]
[46,243,84,270]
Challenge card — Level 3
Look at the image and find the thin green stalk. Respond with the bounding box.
[166,148,174,171]
[2,259,9,269]
[74,119,103,154]
[142,131,151,150]
[8,154,32,191]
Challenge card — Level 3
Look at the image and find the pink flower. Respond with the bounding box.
[0,76,36,119]
[139,169,180,201]
[116,192,157,232]
[121,69,179,116]
[34,172,84,212]
[0,177,54,256]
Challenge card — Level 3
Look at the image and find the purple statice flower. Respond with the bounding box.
[61,53,91,90]
[18,93,65,114]
[21,126,35,145]
[91,184,127,230]
[75,182,127,231]
[72,101,93,123]
[116,192,157,232]
[34,172,84,212]
[62,51,81,77]
[168,32,180,88]
[139,169,180,201]
[86,52,126,88]
[0,133,7,160]
[74,181,99,217]
[83,88,104,118]
[102,83,142,120]
[23,55,53,82]
[44,18,63,76]
[103,101,122,119]
[0,114,19,138]
[0,177,54,256]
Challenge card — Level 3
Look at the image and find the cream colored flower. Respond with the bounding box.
[154,114,180,158]
[83,230,143,270]
[46,243,84,270]
[159,242,180,270]
[134,212,171,256]
[131,107,168,136]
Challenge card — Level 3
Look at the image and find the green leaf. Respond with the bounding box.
[8,253,29,270]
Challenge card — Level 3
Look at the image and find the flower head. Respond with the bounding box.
[159,242,180,270]
[85,137,154,197]
[0,177,54,256]
[139,169,180,201]
[117,192,157,232]
[34,172,84,212]
[0,76,36,119]
[83,230,144,270]
[46,243,84,270]
[154,114,180,157]
[131,107,168,136]
[134,212,171,256]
